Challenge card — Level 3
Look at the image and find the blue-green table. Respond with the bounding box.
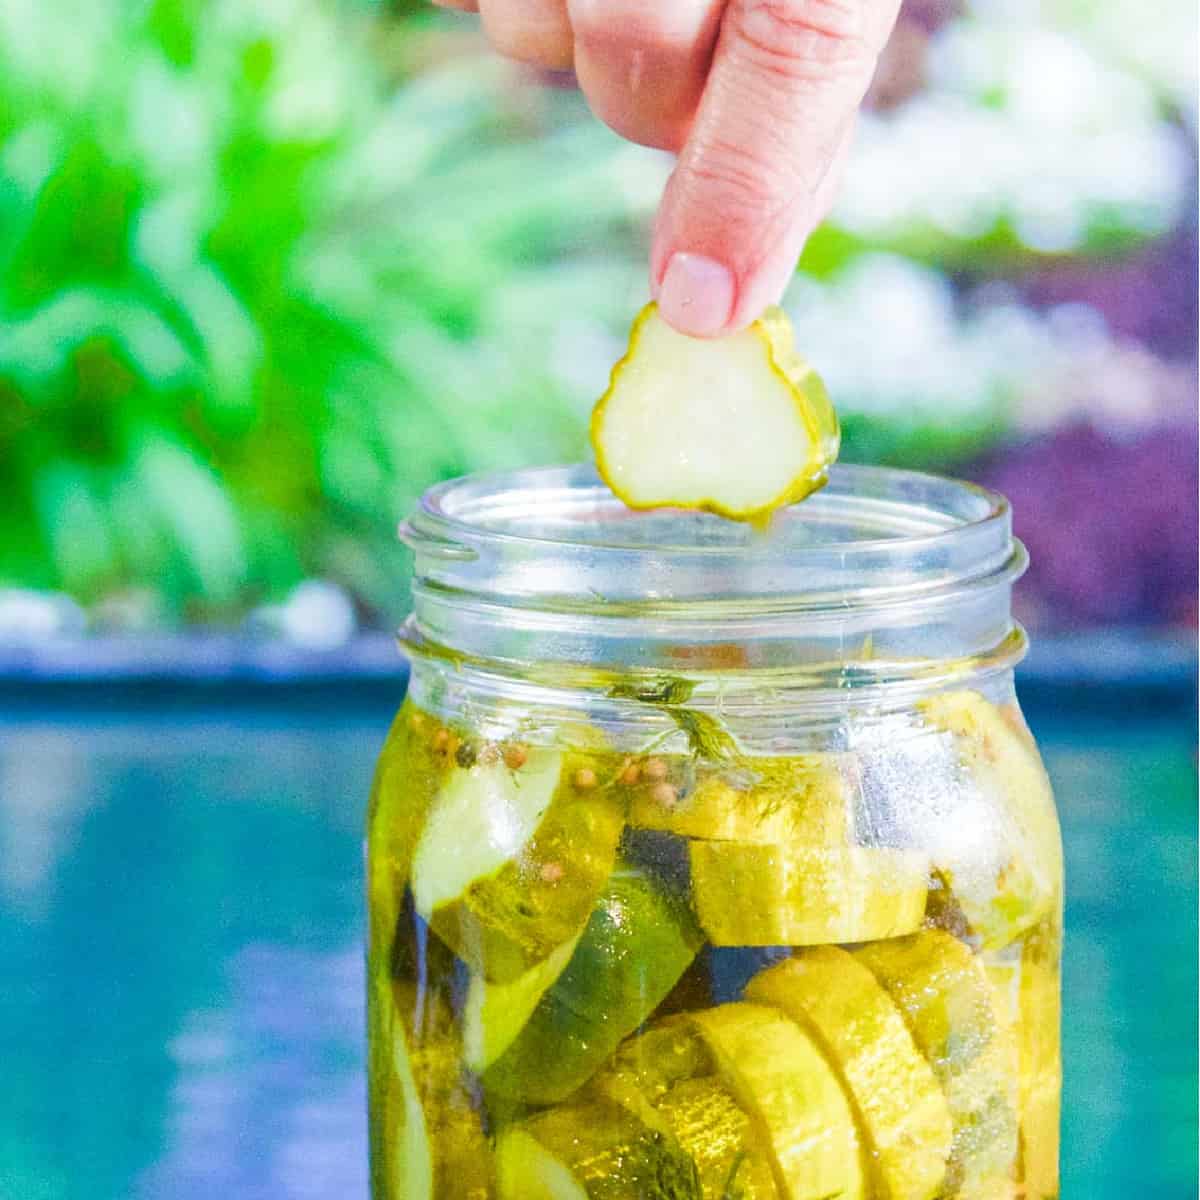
[0,684,1194,1199]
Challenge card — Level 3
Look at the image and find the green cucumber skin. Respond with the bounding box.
[503,1099,704,1200]
[482,868,703,1106]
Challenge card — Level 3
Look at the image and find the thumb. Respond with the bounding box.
[650,0,899,336]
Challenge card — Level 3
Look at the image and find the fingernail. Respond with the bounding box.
[656,252,735,337]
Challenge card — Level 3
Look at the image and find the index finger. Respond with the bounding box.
[651,0,900,336]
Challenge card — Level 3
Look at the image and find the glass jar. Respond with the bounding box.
[366,464,1063,1200]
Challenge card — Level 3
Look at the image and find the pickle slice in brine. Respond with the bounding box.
[367,706,450,964]
[370,974,494,1200]
[595,1017,780,1200]
[983,918,1062,1200]
[747,949,953,1200]
[689,1002,867,1200]
[497,1096,702,1200]
[411,747,624,982]
[463,930,582,1071]
[690,842,928,946]
[918,691,1062,952]
[483,866,703,1106]
[854,931,1019,1197]
[629,755,850,845]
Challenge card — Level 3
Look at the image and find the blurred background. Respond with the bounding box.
[0,1,1195,1198]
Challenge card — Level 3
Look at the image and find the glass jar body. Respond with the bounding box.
[365,656,1062,1200]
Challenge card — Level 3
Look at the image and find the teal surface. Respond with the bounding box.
[0,693,1194,1199]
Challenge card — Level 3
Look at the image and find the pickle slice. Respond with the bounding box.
[590,302,839,522]
[596,1017,780,1199]
[370,974,494,1200]
[463,930,582,1072]
[483,866,703,1105]
[746,950,953,1200]
[918,692,1062,952]
[690,842,928,946]
[411,748,624,981]
[690,1003,866,1200]
[854,931,1019,1197]
[983,919,1061,1200]
[630,755,850,845]
[497,1097,702,1200]
[367,706,449,965]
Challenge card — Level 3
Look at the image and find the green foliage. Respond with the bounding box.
[0,0,1190,625]
[0,0,656,622]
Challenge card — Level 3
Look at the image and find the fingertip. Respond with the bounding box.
[656,252,737,338]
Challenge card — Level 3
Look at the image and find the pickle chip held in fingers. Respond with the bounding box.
[590,302,839,522]
[689,841,929,946]
[746,949,953,1200]
[410,746,624,982]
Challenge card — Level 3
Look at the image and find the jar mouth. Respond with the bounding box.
[401,463,1024,613]
[399,463,1026,680]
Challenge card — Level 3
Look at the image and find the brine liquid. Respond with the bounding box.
[366,698,1062,1200]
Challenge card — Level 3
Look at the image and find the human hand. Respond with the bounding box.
[433,0,902,336]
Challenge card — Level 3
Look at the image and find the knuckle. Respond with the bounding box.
[685,135,793,222]
[731,0,874,81]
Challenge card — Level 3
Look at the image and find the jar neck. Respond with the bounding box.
[400,464,1027,694]
[401,631,1024,755]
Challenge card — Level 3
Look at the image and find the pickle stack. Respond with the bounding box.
[366,689,1062,1200]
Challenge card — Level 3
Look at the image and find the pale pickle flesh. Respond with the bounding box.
[918,691,1063,953]
[590,302,839,522]
[689,1002,867,1200]
[853,930,1019,1197]
[746,950,953,1200]
[690,842,929,946]
[629,754,851,844]
[411,748,624,982]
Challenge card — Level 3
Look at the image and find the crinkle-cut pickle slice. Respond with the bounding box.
[595,1017,779,1200]
[590,302,839,522]
[630,755,851,845]
[370,975,493,1200]
[853,931,1019,1197]
[983,919,1062,1200]
[919,691,1063,952]
[410,747,624,982]
[482,867,702,1106]
[746,949,953,1200]
[689,1002,867,1200]
[497,1097,702,1200]
[690,841,928,946]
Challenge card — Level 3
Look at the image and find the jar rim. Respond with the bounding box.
[400,463,1026,678]
[402,463,1021,603]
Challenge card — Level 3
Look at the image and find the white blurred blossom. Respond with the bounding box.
[834,16,1192,253]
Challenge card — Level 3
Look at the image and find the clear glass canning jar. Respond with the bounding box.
[366,464,1063,1200]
